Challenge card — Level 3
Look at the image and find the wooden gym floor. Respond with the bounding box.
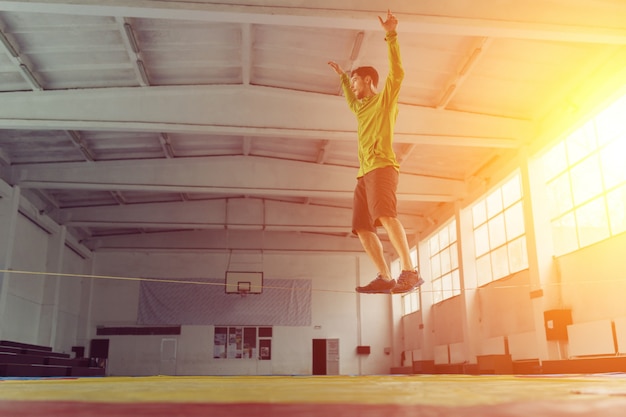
[2,374,626,416]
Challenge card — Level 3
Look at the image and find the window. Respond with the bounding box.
[427,220,460,304]
[213,326,272,359]
[542,94,626,255]
[472,173,528,286]
[399,247,420,315]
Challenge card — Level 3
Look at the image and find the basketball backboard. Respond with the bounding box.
[225,271,263,295]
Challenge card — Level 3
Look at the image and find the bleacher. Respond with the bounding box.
[0,340,105,377]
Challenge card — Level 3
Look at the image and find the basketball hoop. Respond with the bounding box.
[225,271,263,295]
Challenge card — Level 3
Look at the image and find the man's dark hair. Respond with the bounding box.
[351,66,379,89]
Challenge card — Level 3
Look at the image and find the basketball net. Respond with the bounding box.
[239,289,249,298]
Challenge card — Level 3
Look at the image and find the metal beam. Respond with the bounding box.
[56,198,424,233]
[81,228,381,253]
[11,155,466,202]
[0,85,531,148]
[1,0,626,44]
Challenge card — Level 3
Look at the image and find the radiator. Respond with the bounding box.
[567,319,615,357]
[508,331,539,360]
[433,344,449,365]
[612,317,626,354]
[481,336,506,355]
[449,342,466,364]
[402,350,413,367]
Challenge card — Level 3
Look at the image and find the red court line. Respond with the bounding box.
[2,399,626,417]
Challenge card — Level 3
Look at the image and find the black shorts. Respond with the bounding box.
[352,166,398,234]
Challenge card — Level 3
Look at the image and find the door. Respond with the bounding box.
[160,338,177,375]
[89,338,109,371]
[312,339,327,375]
[326,338,339,375]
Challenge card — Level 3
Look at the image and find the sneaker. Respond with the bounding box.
[392,270,424,294]
[356,274,396,294]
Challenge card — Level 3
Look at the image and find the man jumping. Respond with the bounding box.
[328,10,424,294]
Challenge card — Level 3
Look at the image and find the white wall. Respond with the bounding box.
[5,213,48,345]
[0,184,92,353]
[0,201,90,353]
[5,174,626,374]
[397,141,626,366]
[53,248,92,353]
[90,250,394,376]
[557,232,626,321]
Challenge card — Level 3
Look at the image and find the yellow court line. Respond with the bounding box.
[1,375,626,406]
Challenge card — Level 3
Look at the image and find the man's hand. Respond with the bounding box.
[327,61,345,76]
[378,9,398,32]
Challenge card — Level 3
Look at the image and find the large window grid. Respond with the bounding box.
[427,220,460,305]
[542,94,626,255]
[472,172,528,286]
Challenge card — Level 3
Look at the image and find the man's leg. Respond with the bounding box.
[352,176,395,294]
[354,228,396,293]
[352,181,396,293]
[356,229,392,280]
[378,216,413,271]
[378,216,424,293]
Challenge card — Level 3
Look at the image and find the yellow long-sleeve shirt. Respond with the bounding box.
[340,30,404,178]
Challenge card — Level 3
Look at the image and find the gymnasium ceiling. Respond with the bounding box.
[0,0,625,255]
